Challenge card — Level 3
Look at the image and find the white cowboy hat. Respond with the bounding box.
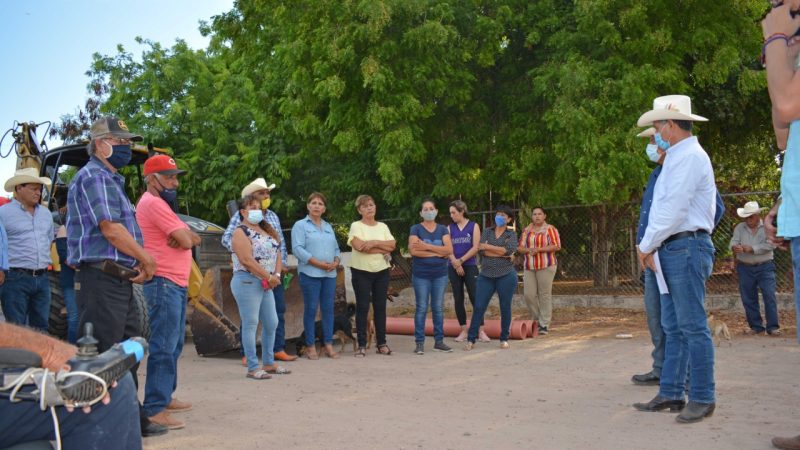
[241,177,277,197]
[637,95,708,127]
[637,127,655,138]
[4,168,52,192]
[737,201,766,218]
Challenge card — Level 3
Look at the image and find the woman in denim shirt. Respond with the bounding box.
[292,192,341,359]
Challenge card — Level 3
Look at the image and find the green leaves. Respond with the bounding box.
[59,0,776,226]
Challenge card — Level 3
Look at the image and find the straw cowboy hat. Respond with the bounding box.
[637,95,708,127]
[737,201,766,218]
[4,168,52,192]
[637,127,655,138]
[241,178,276,197]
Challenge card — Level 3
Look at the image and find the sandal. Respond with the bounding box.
[323,345,340,359]
[263,365,291,375]
[306,350,319,360]
[246,370,272,380]
[464,342,474,351]
[354,347,366,357]
[376,344,392,355]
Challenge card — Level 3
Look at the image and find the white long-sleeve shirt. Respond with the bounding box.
[638,136,716,254]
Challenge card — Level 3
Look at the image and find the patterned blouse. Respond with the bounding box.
[478,227,518,278]
[232,225,280,274]
[519,224,561,271]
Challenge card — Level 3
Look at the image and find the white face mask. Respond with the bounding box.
[646,143,660,163]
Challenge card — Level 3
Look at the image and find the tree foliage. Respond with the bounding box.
[55,0,776,226]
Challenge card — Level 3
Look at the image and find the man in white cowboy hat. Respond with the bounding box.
[632,94,719,424]
[0,167,54,330]
[631,127,726,388]
[222,177,297,362]
[730,201,780,336]
[763,3,800,447]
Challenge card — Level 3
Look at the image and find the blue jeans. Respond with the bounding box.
[142,276,187,417]
[231,271,278,371]
[413,275,448,343]
[643,269,666,377]
[791,238,800,344]
[56,237,79,343]
[299,272,337,345]
[468,271,518,342]
[0,373,141,450]
[1,270,51,330]
[736,261,779,332]
[657,234,716,404]
[273,283,287,352]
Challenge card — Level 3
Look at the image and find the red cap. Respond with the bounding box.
[143,155,186,176]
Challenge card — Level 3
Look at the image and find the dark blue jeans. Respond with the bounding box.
[1,269,51,330]
[0,373,141,450]
[142,276,187,417]
[467,271,517,343]
[273,283,287,352]
[736,261,779,332]
[657,234,716,404]
[643,269,666,377]
[299,272,337,345]
[56,237,78,343]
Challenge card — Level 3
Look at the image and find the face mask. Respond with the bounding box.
[421,210,437,221]
[154,176,178,204]
[261,198,271,210]
[654,132,670,151]
[106,144,132,169]
[495,215,507,227]
[246,209,264,224]
[645,143,660,163]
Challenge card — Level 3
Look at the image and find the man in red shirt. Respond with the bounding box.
[136,155,200,431]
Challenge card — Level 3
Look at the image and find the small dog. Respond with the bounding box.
[708,313,732,347]
[296,303,357,356]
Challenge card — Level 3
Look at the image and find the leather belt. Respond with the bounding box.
[663,229,709,245]
[9,267,48,277]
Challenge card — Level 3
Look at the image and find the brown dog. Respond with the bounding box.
[708,313,731,347]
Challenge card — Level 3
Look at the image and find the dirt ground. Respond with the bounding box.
[140,307,800,450]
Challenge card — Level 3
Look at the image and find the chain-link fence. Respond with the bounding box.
[280,191,790,297]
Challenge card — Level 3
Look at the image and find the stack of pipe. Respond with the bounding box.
[385,318,538,340]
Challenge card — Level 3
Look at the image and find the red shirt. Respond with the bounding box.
[135,192,192,287]
[519,224,561,271]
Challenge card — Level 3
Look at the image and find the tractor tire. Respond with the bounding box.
[132,283,151,341]
[48,272,67,340]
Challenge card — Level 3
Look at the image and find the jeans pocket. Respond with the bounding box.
[663,240,689,254]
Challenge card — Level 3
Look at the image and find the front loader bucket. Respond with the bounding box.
[188,264,240,356]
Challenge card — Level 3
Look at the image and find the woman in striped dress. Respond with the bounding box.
[518,207,561,335]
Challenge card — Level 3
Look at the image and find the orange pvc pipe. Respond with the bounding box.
[385,317,529,340]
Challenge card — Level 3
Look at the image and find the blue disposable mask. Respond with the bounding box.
[421,210,437,221]
[653,132,670,151]
[106,144,132,169]
[645,143,660,163]
[495,215,507,227]
[247,209,264,224]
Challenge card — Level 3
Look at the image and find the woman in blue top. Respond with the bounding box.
[409,199,453,355]
[292,192,341,360]
[447,200,488,343]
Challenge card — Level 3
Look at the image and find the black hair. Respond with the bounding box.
[672,120,693,131]
[237,195,280,242]
[495,204,515,225]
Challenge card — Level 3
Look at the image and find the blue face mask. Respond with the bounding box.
[106,144,132,169]
[494,215,507,227]
[653,132,670,151]
[421,210,437,221]
[246,209,264,224]
[154,176,178,204]
[645,143,660,163]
